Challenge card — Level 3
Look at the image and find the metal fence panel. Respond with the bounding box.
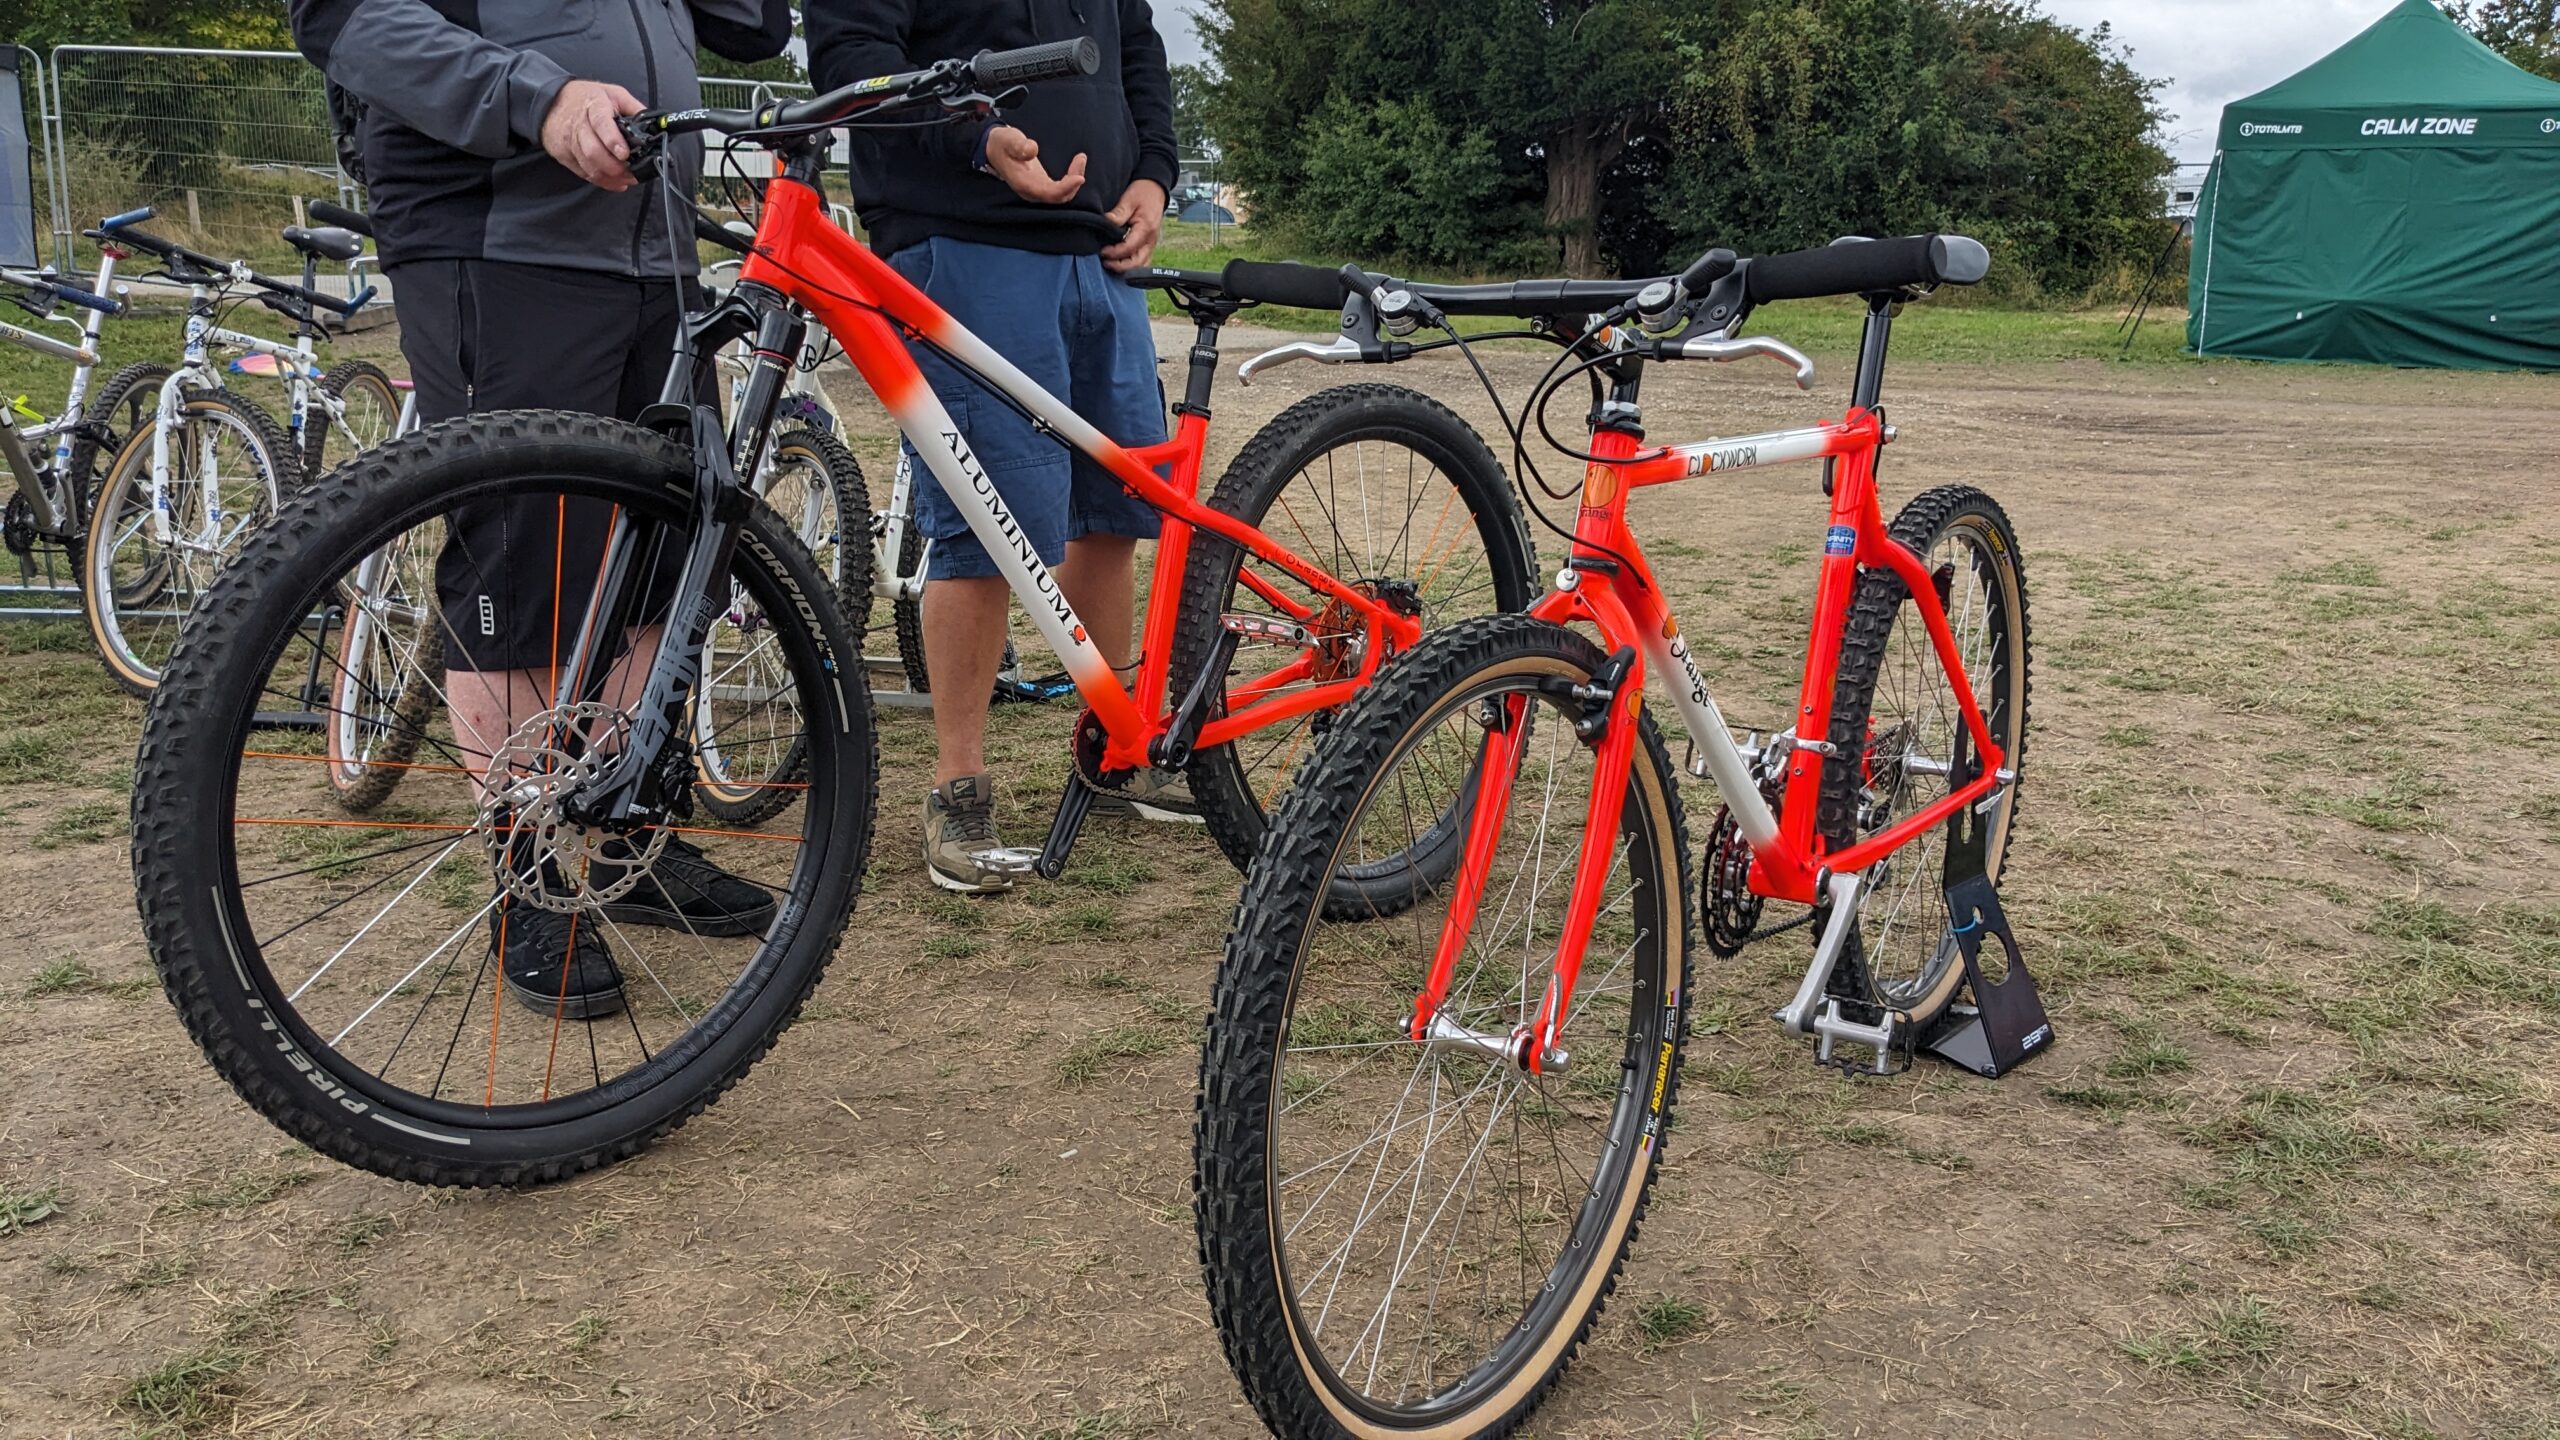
[3,46,41,267]
[48,45,353,275]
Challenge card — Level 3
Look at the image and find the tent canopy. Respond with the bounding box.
[2191,0,2560,370]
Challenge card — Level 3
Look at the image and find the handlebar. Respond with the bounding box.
[85,210,372,318]
[638,37,1099,144]
[694,211,752,255]
[1743,235,1990,305]
[308,200,374,239]
[2,269,123,315]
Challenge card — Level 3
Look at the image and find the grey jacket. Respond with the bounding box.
[291,0,792,276]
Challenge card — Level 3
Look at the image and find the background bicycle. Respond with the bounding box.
[0,250,162,594]
[76,207,367,694]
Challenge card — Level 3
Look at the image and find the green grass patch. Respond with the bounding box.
[116,1345,248,1430]
[1632,1294,1711,1348]
[0,1180,63,1235]
[2120,1296,2285,1377]
[1055,1023,1178,1084]
[32,799,126,850]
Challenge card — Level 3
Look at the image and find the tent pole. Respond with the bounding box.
[2119,217,2191,356]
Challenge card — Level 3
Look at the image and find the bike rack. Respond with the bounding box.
[1915,748,2054,1078]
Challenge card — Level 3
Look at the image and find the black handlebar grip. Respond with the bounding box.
[693,211,753,255]
[1743,234,1991,305]
[308,201,374,239]
[1675,247,1739,297]
[969,37,1101,87]
[1219,259,1351,311]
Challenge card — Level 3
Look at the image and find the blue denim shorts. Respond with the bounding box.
[887,236,1165,579]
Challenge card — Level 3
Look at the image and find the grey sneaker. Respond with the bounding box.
[1089,767,1205,824]
[924,774,1035,893]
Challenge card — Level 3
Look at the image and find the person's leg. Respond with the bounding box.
[924,576,1011,785]
[1061,255,1195,819]
[1054,533,1139,673]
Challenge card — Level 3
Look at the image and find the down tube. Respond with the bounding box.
[879,384,1143,736]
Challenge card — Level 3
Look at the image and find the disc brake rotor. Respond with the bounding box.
[479,704,668,913]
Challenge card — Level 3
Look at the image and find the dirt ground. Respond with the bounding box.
[2,313,2556,1440]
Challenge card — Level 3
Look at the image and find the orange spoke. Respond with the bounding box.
[243,750,477,778]
[239,817,479,832]
[1260,728,1310,812]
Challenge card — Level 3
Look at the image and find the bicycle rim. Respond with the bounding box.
[1254,644,1680,1425]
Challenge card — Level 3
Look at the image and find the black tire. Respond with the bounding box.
[300,360,404,480]
[890,512,932,694]
[1815,485,2030,1028]
[696,426,875,826]
[63,361,174,533]
[324,524,445,814]
[1197,613,1693,1440]
[1167,384,1534,907]
[82,386,298,696]
[131,411,878,1187]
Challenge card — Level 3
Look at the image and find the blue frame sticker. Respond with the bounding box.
[1824,524,1856,556]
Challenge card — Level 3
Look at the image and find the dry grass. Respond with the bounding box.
[0,321,2554,1437]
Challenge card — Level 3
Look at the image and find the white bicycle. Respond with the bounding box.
[77,207,374,694]
[0,247,170,590]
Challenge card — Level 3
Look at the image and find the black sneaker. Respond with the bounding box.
[595,832,779,938]
[498,907,626,1020]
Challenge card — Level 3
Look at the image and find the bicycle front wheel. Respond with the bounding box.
[1817,484,2031,1029]
[133,412,878,1186]
[1198,614,1693,1440]
[325,523,445,812]
[82,387,297,695]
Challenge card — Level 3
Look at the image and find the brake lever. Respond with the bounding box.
[1673,333,1819,390]
[1236,336,1367,386]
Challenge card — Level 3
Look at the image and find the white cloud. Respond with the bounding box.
[1153,0,2405,161]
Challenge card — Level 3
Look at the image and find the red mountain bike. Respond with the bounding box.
[127,43,1536,1187]
[1193,236,2037,1437]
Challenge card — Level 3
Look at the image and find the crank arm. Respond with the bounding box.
[1773,872,1863,1034]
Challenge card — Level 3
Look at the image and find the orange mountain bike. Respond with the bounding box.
[1192,236,2041,1437]
[127,42,1538,1187]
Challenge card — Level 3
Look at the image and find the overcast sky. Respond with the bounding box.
[1151,0,2399,166]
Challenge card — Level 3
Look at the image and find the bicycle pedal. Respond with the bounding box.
[1810,998,1904,1077]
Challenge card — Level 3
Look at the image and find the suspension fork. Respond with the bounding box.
[558,288,790,828]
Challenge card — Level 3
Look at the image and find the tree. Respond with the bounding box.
[1171,61,1218,159]
[2446,0,2560,77]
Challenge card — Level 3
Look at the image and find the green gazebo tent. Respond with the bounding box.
[2188,0,2560,370]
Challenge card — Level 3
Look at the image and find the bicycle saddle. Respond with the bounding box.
[283,225,364,263]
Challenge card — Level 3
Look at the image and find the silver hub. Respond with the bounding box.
[479,704,666,914]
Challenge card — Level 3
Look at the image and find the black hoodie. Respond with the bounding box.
[805,0,1179,259]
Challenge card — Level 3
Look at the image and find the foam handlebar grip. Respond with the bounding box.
[1744,234,1991,305]
[101,206,155,231]
[44,282,123,315]
[969,37,1101,87]
[308,201,374,239]
[1218,259,1350,311]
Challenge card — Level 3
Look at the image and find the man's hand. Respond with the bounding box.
[541,79,646,192]
[1099,179,1168,273]
[984,125,1087,204]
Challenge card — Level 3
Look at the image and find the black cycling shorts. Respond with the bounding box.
[392,258,704,674]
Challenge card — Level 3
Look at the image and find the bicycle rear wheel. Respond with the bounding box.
[325,523,445,812]
[82,387,297,695]
[1197,614,1693,1440]
[133,412,877,1186]
[696,426,874,825]
[1817,485,2030,1029]
[1168,384,1534,910]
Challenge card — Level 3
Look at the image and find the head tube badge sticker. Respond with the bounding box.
[1824,524,1856,556]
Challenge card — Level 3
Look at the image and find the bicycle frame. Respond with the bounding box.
[729,172,1425,774]
[1411,312,2011,1069]
[0,249,124,533]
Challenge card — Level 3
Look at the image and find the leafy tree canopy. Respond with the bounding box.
[1198,0,2168,292]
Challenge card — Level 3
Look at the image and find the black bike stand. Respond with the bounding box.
[1916,755,2054,1079]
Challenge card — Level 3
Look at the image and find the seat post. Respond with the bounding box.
[1850,297,1894,412]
